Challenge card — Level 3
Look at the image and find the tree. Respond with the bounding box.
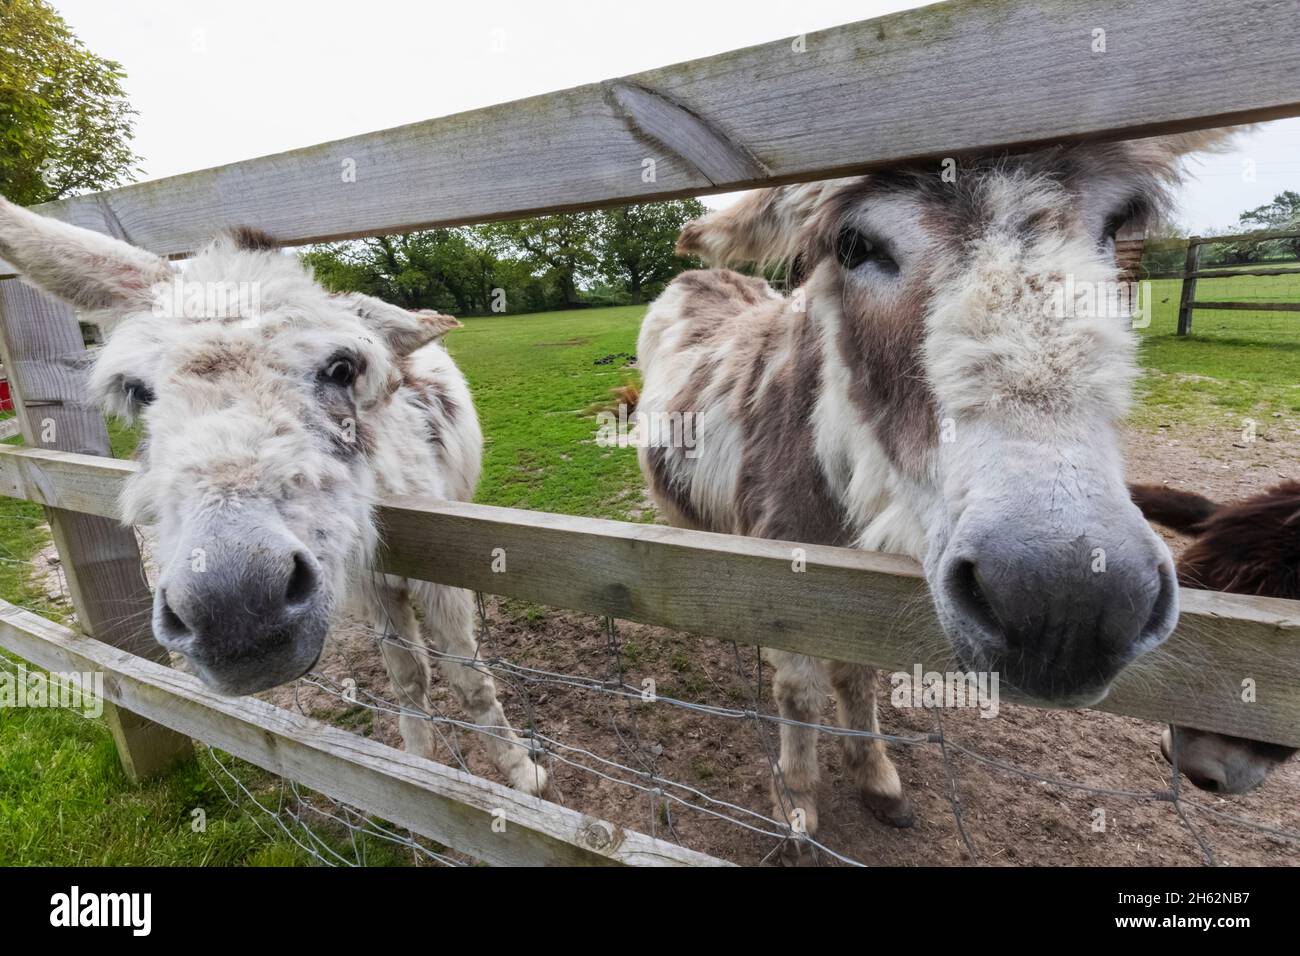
[302,227,558,316]
[480,214,600,308]
[1238,191,1300,231]
[595,199,706,303]
[1236,191,1300,260]
[302,203,709,315]
[0,0,141,205]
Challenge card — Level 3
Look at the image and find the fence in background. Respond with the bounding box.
[1142,228,1300,334]
[1,0,1300,865]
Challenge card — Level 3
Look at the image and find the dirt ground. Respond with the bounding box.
[249,415,1300,867]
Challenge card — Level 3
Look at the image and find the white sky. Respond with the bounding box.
[51,0,1300,234]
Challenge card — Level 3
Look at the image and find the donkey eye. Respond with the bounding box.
[122,379,155,407]
[836,228,898,274]
[322,356,358,388]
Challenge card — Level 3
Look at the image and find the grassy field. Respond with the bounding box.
[453,305,644,518]
[1132,271,1300,427]
[0,280,1295,865]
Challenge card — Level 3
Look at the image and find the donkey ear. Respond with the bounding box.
[676,179,858,269]
[411,309,463,340]
[0,195,170,313]
[334,292,462,355]
[1149,124,1254,158]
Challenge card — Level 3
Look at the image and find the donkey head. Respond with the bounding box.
[0,198,459,694]
[679,131,1239,704]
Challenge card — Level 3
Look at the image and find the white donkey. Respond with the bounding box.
[638,131,1237,838]
[0,198,547,795]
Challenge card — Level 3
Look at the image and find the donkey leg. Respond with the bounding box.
[766,650,824,839]
[369,587,437,760]
[827,661,913,827]
[416,583,549,797]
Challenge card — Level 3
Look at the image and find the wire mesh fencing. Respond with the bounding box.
[232,591,1300,867]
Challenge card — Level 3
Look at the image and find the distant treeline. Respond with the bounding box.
[1141,190,1300,273]
[301,199,708,316]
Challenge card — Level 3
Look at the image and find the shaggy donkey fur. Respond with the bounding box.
[638,130,1239,844]
[0,197,546,795]
[1131,481,1299,794]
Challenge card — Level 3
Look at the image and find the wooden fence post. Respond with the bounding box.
[0,278,192,779]
[1176,238,1202,335]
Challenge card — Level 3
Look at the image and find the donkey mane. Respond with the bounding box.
[225,225,279,252]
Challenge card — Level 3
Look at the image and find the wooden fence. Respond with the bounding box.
[1160,229,1300,334]
[1,0,1300,866]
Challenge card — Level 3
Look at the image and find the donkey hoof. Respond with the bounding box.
[510,762,550,798]
[866,792,914,828]
[775,835,819,866]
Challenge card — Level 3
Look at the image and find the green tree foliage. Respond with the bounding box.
[1238,190,1300,231]
[479,213,601,308]
[595,199,706,303]
[0,0,141,205]
[1236,191,1300,260]
[302,200,711,315]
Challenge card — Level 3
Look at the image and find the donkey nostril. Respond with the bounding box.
[284,552,319,608]
[950,559,1005,641]
[1139,561,1178,642]
[158,589,191,641]
[1187,772,1223,793]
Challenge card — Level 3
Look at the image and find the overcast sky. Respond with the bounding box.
[52,0,1300,233]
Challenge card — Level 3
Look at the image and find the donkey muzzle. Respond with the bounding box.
[152,514,329,695]
[1161,725,1296,795]
[931,488,1178,705]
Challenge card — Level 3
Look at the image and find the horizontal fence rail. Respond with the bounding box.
[1170,229,1300,332]
[0,598,725,867]
[3,0,1300,276]
[1188,228,1300,246]
[2,444,1297,749]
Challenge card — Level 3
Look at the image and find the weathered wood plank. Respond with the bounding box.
[0,281,192,779]
[1,0,1298,277]
[0,599,726,866]
[0,444,1297,748]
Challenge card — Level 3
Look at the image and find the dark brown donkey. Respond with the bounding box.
[1131,480,1300,793]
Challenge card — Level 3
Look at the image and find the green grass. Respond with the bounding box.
[451,305,646,519]
[1133,272,1300,427]
[2,283,1297,865]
